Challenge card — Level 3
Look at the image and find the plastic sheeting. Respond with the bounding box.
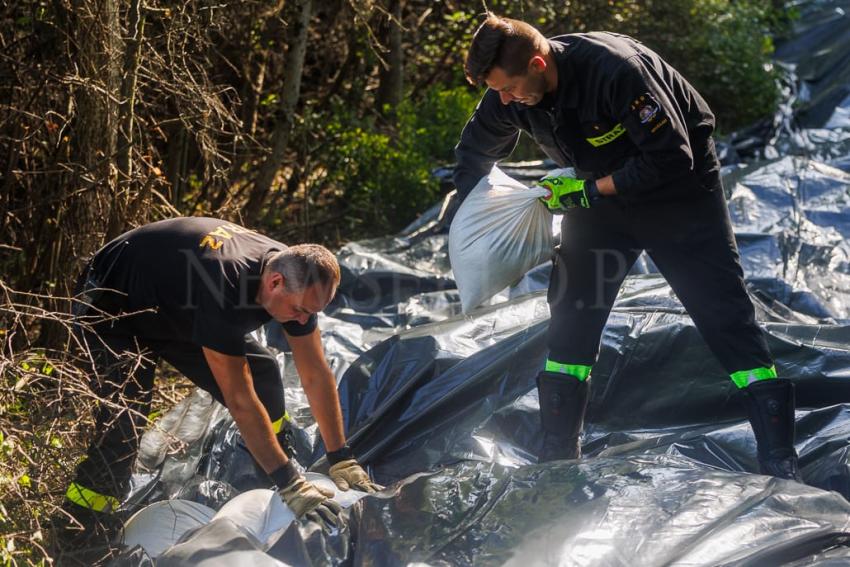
[350,456,850,566]
[112,2,850,564]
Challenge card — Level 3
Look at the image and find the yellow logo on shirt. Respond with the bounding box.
[586,123,626,147]
[199,223,254,250]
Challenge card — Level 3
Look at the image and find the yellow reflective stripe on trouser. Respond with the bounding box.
[586,123,627,147]
[65,482,120,513]
[271,411,292,434]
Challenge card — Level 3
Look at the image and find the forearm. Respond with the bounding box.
[201,346,291,476]
[302,368,346,453]
[230,396,289,474]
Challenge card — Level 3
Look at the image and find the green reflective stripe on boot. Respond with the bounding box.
[271,410,292,434]
[65,482,120,513]
[730,365,778,389]
[544,359,592,381]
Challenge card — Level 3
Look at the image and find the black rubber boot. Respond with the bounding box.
[742,378,803,482]
[537,371,590,462]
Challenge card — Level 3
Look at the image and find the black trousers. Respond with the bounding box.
[71,322,286,501]
[546,182,773,374]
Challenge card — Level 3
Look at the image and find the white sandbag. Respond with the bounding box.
[122,499,217,558]
[210,473,367,547]
[212,489,294,547]
[449,166,555,313]
[123,473,368,557]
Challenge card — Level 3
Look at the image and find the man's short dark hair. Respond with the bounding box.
[465,14,547,86]
[266,244,340,293]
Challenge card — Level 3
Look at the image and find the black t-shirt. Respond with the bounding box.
[89,217,317,355]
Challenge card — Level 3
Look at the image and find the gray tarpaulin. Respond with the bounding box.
[111,2,850,564]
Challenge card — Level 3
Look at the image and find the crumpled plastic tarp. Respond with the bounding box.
[111,2,850,564]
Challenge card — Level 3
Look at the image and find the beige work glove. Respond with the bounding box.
[278,475,343,529]
[328,459,384,493]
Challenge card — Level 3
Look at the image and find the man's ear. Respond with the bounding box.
[271,272,284,290]
[529,55,547,74]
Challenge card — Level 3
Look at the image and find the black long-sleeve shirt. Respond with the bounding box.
[454,32,721,204]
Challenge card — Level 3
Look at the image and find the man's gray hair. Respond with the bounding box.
[265,244,340,292]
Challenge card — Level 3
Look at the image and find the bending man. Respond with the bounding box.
[62,216,380,549]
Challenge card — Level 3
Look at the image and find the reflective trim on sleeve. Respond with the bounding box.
[730,365,778,389]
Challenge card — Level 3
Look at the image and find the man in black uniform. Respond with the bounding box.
[454,15,801,480]
[61,217,380,552]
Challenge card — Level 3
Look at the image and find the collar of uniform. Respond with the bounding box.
[547,38,579,109]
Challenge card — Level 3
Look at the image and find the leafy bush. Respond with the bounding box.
[697,1,782,130]
[323,121,435,235]
[396,86,481,164]
[319,86,479,236]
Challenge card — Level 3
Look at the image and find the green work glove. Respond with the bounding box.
[329,459,384,493]
[538,175,600,211]
[278,474,343,529]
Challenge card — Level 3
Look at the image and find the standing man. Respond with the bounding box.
[60,217,380,552]
[453,15,801,480]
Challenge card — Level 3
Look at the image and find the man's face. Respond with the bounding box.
[485,64,548,106]
[262,275,335,325]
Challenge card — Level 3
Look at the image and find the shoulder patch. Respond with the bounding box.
[629,92,670,134]
[630,92,661,124]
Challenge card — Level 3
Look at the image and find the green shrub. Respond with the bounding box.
[324,121,435,235]
[319,86,478,236]
[396,86,480,164]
